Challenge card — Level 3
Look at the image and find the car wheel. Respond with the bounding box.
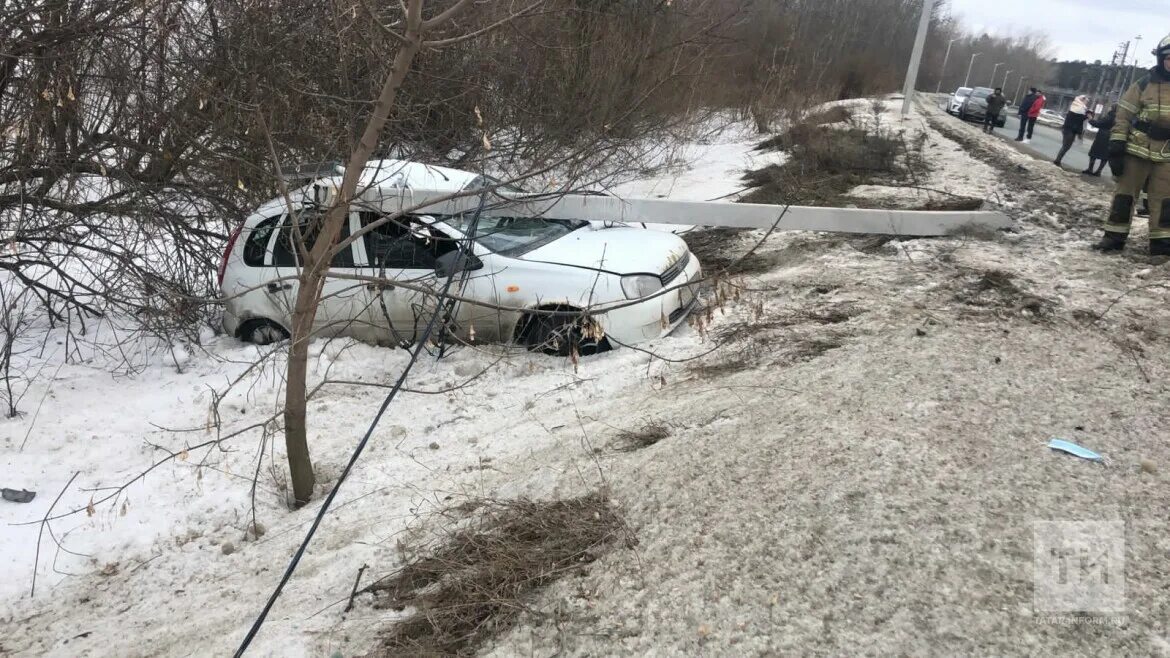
[519,311,609,357]
[240,319,289,345]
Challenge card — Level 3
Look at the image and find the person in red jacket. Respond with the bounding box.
[1022,90,1046,144]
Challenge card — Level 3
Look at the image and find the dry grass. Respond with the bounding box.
[680,228,778,276]
[715,304,862,343]
[954,269,1056,321]
[743,125,903,207]
[613,422,672,452]
[365,494,630,657]
[687,358,754,378]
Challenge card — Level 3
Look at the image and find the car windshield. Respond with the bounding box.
[971,89,991,99]
[955,88,972,97]
[442,215,586,256]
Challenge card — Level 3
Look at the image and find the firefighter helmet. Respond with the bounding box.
[1155,33,1170,59]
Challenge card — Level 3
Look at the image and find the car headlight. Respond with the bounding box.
[621,274,663,299]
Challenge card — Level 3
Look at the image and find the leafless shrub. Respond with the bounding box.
[364,494,631,657]
[0,279,37,417]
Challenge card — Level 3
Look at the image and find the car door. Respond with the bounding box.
[357,212,497,345]
[268,208,368,340]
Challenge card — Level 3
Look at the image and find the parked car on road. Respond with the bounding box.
[219,160,702,355]
[956,87,1006,127]
[947,87,973,115]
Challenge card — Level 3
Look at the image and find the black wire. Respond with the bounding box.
[233,190,490,657]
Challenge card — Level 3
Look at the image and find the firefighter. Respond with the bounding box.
[1094,33,1170,258]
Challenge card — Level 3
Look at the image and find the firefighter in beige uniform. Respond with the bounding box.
[1095,34,1170,257]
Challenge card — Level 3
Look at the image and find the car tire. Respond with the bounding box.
[519,311,609,357]
[239,319,289,346]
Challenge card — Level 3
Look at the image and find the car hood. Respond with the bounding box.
[518,226,688,276]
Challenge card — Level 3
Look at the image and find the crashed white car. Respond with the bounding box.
[218,161,701,354]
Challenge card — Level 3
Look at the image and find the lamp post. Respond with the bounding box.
[963,52,982,88]
[936,37,960,95]
[1001,69,1012,90]
[989,62,1005,87]
[1014,77,1027,105]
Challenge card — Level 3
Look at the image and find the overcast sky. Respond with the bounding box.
[947,0,1162,66]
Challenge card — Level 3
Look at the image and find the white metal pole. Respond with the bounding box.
[990,62,1004,87]
[964,53,982,88]
[936,38,958,95]
[901,0,935,116]
[1001,69,1012,89]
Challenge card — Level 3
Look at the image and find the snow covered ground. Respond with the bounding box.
[5,95,1170,657]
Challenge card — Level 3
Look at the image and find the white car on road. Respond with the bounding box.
[947,87,973,115]
[218,161,701,355]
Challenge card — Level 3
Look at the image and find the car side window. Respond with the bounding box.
[243,215,280,266]
[271,210,356,268]
[359,212,456,270]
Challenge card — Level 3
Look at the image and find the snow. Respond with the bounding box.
[7,95,1170,657]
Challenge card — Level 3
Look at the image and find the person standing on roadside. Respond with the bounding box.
[984,88,1007,133]
[1055,95,1089,167]
[1015,88,1038,142]
[1021,90,1046,144]
[1093,34,1170,259]
[1085,105,1117,176]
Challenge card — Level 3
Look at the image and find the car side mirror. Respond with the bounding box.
[435,250,483,277]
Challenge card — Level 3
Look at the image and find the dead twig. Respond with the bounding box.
[32,471,79,598]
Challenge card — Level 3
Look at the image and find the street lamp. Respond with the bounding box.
[1014,77,1028,105]
[1001,69,1012,89]
[989,62,1005,87]
[963,52,982,88]
[936,37,961,95]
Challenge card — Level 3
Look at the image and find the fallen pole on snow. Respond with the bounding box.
[305,178,1015,237]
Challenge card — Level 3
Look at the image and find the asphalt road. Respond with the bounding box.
[948,111,1114,185]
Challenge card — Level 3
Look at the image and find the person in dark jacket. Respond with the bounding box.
[983,88,1007,133]
[1054,95,1089,167]
[1015,88,1038,141]
[1084,105,1116,176]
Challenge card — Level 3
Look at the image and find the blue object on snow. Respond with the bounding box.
[1048,438,1105,463]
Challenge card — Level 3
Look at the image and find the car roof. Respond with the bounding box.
[246,159,483,223]
[955,87,973,93]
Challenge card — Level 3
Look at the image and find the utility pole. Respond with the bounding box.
[1110,41,1131,100]
[900,0,935,116]
[1126,35,1144,89]
[964,52,982,88]
[936,37,960,95]
[990,62,1004,87]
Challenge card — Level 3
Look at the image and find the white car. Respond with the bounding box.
[1036,109,1064,129]
[218,160,701,355]
[948,87,973,115]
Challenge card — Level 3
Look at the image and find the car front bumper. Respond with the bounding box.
[598,253,702,346]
